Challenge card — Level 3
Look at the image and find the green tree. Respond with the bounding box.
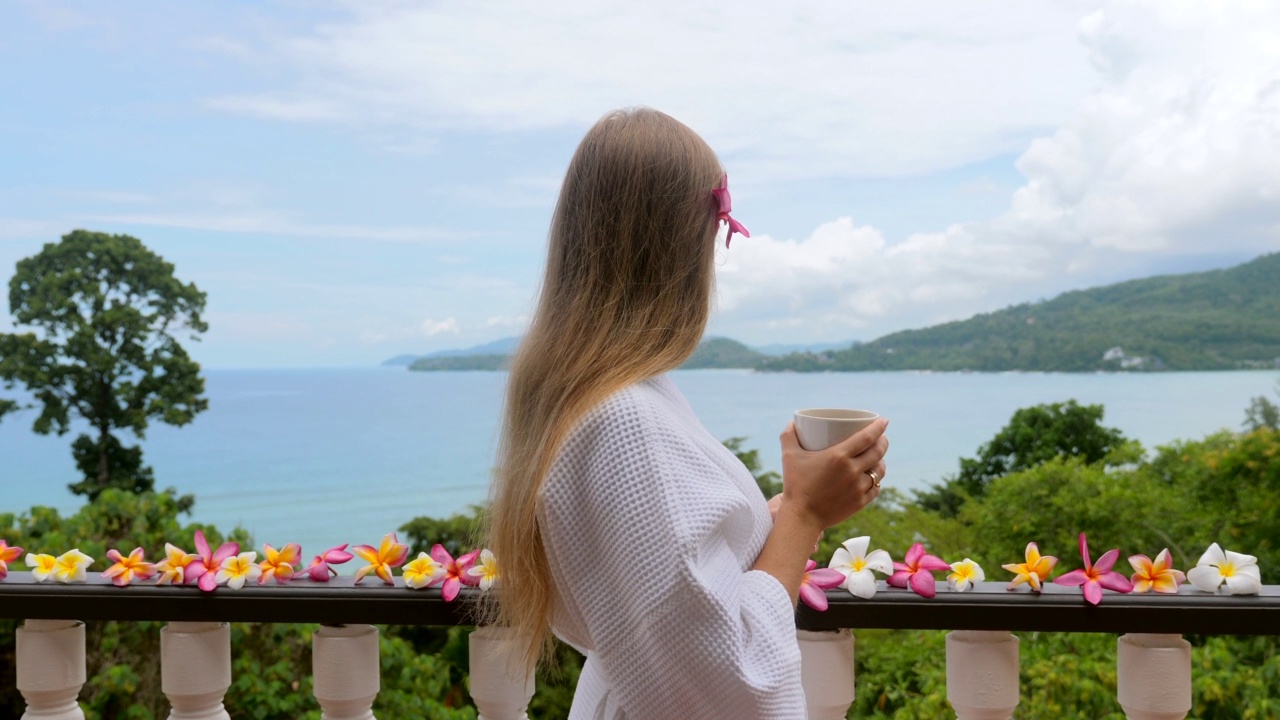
[916,400,1132,517]
[0,230,208,501]
[1243,381,1280,432]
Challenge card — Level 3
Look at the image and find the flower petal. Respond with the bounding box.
[828,547,853,574]
[1128,554,1153,575]
[212,542,239,564]
[863,549,894,575]
[1078,533,1092,570]
[1224,550,1259,568]
[1197,543,1226,568]
[1187,565,1224,593]
[904,543,924,566]
[1054,569,1090,587]
[808,568,846,590]
[442,577,461,602]
[845,569,878,599]
[429,544,453,566]
[887,571,911,588]
[1150,575,1179,594]
[194,530,211,561]
[908,571,937,598]
[799,582,829,611]
[351,545,379,564]
[1093,549,1121,574]
[1225,573,1262,595]
[1152,549,1173,572]
[841,536,871,559]
[918,555,950,572]
[1083,580,1103,605]
[1098,571,1133,593]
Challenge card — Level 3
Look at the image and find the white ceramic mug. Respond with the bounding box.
[794,408,880,451]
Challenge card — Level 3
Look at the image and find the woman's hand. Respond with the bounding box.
[777,418,888,531]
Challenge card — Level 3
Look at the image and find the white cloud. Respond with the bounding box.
[201,0,1099,178]
[421,317,460,337]
[714,0,1280,342]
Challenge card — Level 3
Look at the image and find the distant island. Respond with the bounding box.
[391,252,1280,373]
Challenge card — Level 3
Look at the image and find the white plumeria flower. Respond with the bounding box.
[214,552,262,590]
[827,536,893,599]
[1187,543,1261,595]
[947,558,985,592]
[466,549,498,591]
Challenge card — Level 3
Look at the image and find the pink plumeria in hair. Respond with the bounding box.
[712,173,750,247]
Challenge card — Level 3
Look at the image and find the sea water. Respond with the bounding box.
[2,368,1275,555]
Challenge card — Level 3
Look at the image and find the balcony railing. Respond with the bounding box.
[2,572,1278,719]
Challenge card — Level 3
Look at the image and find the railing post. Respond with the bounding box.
[313,624,380,720]
[16,619,86,720]
[161,621,232,720]
[1117,633,1192,720]
[797,628,855,719]
[468,627,535,720]
[946,630,1020,720]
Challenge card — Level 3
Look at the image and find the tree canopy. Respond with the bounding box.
[0,230,208,500]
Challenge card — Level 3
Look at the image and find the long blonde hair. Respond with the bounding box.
[485,108,724,670]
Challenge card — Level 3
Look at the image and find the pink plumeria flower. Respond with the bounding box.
[154,543,198,585]
[187,530,240,593]
[887,543,950,598]
[466,549,499,591]
[402,552,446,590]
[215,552,261,590]
[1129,549,1186,594]
[259,543,302,585]
[1187,543,1261,595]
[102,547,156,587]
[302,544,354,581]
[429,545,481,602]
[1054,533,1134,605]
[799,559,846,611]
[353,533,409,585]
[0,540,23,580]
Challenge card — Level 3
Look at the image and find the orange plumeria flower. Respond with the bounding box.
[1002,542,1058,591]
[0,540,23,580]
[102,547,156,587]
[352,533,409,585]
[1129,548,1186,594]
[259,543,302,585]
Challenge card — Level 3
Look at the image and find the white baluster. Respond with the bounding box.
[797,629,855,719]
[1117,634,1192,720]
[946,630,1020,720]
[313,624,380,720]
[161,621,232,720]
[16,619,86,720]
[468,627,535,720]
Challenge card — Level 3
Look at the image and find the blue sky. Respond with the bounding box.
[2,1,1277,368]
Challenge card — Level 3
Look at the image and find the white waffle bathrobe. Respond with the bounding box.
[539,375,805,719]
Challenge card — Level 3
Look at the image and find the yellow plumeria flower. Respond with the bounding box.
[402,552,446,590]
[26,553,58,582]
[1002,542,1057,592]
[214,552,261,590]
[947,558,985,592]
[154,543,198,585]
[466,549,499,591]
[46,550,94,583]
[102,547,156,587]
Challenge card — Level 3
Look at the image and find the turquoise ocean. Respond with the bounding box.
[3,368,1276,555]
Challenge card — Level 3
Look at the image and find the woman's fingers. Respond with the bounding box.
[832,418,889,458]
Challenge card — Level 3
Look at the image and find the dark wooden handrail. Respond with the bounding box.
[1,573,1277,635]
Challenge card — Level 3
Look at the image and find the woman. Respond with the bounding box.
[487,107,888,719]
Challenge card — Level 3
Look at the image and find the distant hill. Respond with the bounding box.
[407,336,768,372]
[760,252,1280,372]
[383,337,521,367]
[681,337,766,369]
